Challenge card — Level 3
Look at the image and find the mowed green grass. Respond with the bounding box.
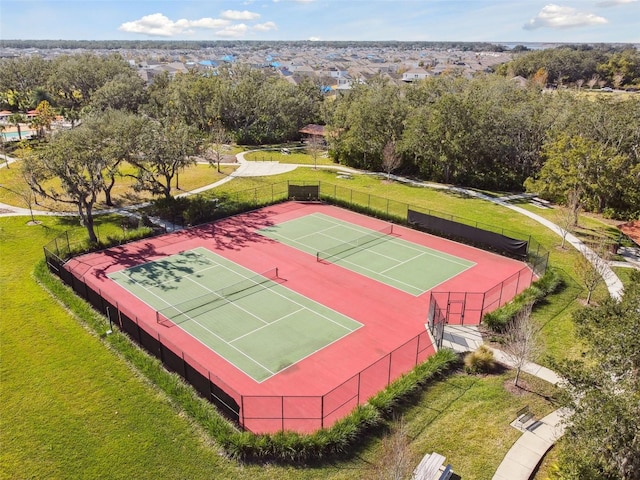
[1,211,559,479]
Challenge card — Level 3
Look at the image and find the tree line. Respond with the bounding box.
[327,75,640,219]
[1,53,638,245]
[497,45,640,89]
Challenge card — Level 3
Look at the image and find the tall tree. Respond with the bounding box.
[205,122,230,173]
[8,113,27,140]
[131,120,201,198]
[553,270,640,480]
[89,73,148,113]
[525,134,629,214]
[23,127,108,242]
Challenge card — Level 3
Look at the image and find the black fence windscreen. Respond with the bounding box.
[407,210,528,259]
[288,184,319,201]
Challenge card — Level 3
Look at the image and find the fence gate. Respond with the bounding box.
[446,300,465,325]
[427,294,446,349]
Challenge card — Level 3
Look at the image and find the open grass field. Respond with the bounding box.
[2,163,629,478]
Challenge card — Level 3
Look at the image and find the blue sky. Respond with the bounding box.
[2,0,639,43]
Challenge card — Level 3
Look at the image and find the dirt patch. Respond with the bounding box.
[503,378,534,396]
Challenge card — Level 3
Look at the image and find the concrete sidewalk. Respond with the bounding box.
[493,408,569,480]
[440,325,566,480]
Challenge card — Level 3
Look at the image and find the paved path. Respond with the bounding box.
[441,325,567,480]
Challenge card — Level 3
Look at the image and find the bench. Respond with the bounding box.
[413,452,453,480]
[514,405,535,429]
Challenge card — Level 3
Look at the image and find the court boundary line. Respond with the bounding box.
[260,217,475,296]
[110,247,363,383]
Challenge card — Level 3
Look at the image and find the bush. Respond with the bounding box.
[464,345,495,374]
[484,269,562,332]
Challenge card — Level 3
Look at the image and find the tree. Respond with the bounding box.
[502,303,540,387]
[0,124,7,169]
[131,120,201,198]
[30,100,56,138]
[381,140,401,179]
[205,122,230,173]
[575,243,613,305]
[8,113,26,140]
[554,205,575,249]
[89,73,148,113]
[305,134,325,171]
[525,134,628,215]
[553,270,640,480]
[23,127,108,242]
[81,110,146,206]
[373,417,413,480]
[47,53,134,121]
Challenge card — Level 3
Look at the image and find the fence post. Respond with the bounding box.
[387,352,392,385]
[357,372,361,404]
[281,396,285,432]
[321,395,324,429]
[241,396,245,430]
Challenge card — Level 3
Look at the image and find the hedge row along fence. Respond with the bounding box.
[35,258,458,462]
[41,178,551,461]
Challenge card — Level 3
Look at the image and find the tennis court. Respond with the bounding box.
[108,247,362,382]
[259,213,475,295]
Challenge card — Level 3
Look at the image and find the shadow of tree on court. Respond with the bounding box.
[92,240,208,290]
[183,209,278,251]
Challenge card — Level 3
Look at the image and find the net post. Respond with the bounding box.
[316,252,321,262]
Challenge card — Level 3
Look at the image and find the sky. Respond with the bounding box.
[1,0,639,44]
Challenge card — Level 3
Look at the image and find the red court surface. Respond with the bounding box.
[65,202,532,433]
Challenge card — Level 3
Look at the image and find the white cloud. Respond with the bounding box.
[119,13,189,37]
[221,10,261,20]
[596,0,638,6]
[216,24,249,37]
[309,36,321,41]
[189,18,231,29]
[253,21,278,32]
[119,13,231,37]
[523,4,608,30]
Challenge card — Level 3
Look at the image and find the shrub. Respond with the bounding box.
[34,257,462,464]
[484,269,562,332]
[464,345,495,374]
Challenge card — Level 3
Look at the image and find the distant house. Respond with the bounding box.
[402,67,431,82]
[0,110,12,123]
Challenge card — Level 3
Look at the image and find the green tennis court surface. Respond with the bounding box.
[259,213,475,295]
[108,247,362,382]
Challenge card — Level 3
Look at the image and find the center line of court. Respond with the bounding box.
[228,307,305,344]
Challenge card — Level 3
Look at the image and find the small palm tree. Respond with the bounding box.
[8,113,27,140]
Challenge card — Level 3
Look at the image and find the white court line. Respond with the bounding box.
[113,246,362,382]
[229,307,305,343]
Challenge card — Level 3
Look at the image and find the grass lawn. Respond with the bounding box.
[0,161,236,212]
[1,211,559,479]
[244,148,336,166]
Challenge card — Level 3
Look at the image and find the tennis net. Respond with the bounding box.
[156,267,279,326]
[316,224,394,263]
